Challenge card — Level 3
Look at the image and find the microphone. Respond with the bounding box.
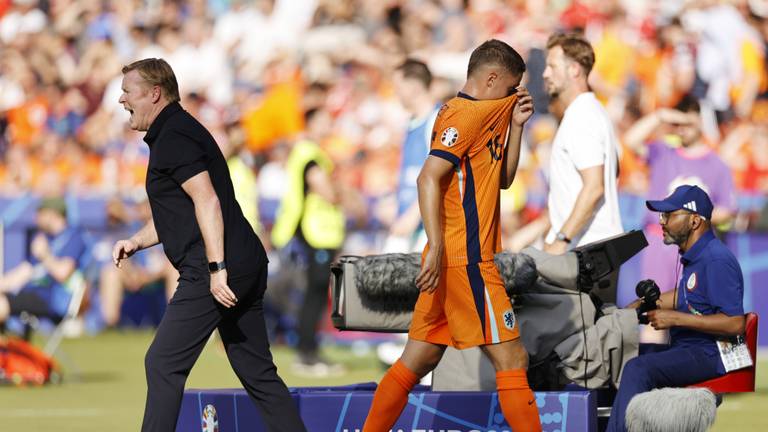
[635,279,661,324]
[350,252,538,313]
[353,253,422,313]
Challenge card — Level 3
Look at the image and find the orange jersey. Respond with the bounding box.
[426,92,518,267]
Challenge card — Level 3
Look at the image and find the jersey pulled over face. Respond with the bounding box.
[427,93,518,267]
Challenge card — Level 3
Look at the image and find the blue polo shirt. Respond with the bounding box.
[395,105,439,216]
[25,226,87,317]
[671,230,744,370]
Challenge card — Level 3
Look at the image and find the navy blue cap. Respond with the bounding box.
[646,185,713,219]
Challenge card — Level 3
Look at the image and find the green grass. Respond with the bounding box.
[0,330,386,432]
[712,366,768,432]
[0,331,765,431]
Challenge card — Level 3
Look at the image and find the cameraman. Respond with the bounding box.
[607,185,745,432]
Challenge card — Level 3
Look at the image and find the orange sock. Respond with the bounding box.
[496,369,542,432]
[362,359,419,432]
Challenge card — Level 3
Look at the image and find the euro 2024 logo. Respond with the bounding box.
[202,404,219,432]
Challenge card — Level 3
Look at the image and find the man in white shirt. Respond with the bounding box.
[542,33,623,253]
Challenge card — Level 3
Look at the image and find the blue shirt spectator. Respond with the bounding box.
[25,224,87,317]
[0,198,87,322]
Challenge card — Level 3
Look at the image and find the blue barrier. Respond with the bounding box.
[178,386,597,432]
[727,233,768,347]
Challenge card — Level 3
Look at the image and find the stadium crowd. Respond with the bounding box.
[0,0,767,333]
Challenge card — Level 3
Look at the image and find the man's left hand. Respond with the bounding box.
[210,269,237,308]
[543,240,568,255]
[646,309,680,330]
[512,86,534,126]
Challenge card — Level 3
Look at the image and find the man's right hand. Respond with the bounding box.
[112,239,140,268]
[415,245,442,293]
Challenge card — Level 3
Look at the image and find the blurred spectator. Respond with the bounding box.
[623,95,736,341]
[681,1,753,127]
[743,1,768,123]
[633,17,696,114]
[0,0,46,45]
[240,56,305,154]
[0,0,766,338]
[97,198,177,328]
[720,120,768,230]
[0,197,86,327]
[542,33,623,254]
[382,59,440,253]
[271,107,345,376]
[220,120,262,237]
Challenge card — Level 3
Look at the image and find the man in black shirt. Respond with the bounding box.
[113,58,306,432]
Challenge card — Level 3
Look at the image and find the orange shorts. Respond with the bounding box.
[408,260,520,349]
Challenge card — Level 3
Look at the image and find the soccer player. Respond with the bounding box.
[362,39,540,432]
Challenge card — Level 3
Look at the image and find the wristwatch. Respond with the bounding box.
[555,231,572,244]
[208,260,226,273]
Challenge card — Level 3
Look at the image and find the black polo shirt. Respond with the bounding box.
[144,102,266,279]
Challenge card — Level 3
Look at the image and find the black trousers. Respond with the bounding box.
[296,248,334,355]
[141,264,306,432]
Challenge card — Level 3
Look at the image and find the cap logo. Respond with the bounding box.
[683,201,697,212]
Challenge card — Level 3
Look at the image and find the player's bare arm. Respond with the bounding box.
[415,156,454,293]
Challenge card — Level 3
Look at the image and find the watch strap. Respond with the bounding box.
[208,260,226,273]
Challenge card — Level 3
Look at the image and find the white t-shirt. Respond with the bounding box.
[546,92,623,247]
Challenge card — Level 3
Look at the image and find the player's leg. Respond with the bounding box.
[363,338,446,432]
[473,261,541,432]
[363,269,450,432]
[482,340,541,432]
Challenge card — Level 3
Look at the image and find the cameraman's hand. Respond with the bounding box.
[543,240,568,255]
[646,309,680,330]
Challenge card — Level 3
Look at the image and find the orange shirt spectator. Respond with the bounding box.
[241,77,304,153]
[6,94,48,147]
